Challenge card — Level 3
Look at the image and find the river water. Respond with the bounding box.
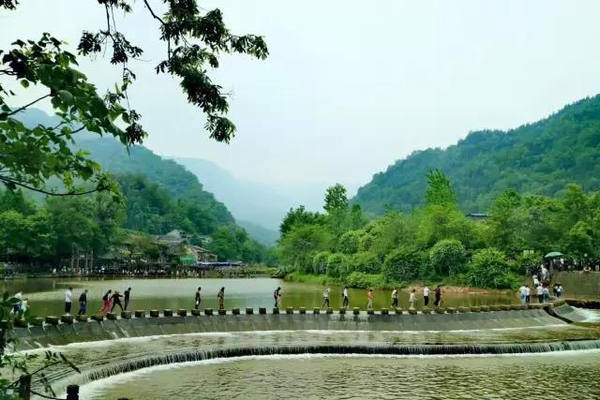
[81,351,600,399]
[0,277,516,317]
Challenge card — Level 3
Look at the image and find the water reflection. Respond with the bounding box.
[0,278,517,317]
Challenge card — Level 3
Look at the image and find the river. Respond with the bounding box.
[0,277,517,317]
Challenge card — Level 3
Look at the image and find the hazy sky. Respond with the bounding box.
[3,0,600,192]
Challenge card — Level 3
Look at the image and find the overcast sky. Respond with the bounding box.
[3,0,600,192]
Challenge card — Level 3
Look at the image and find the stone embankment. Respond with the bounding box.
[8,300,586,350]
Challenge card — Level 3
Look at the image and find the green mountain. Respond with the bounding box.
[18,109,234,233]
[354,95,600,214]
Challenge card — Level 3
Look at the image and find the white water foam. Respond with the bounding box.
[16,325,570,355]
[574,307,600,322]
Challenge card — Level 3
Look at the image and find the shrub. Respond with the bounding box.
[429,239,466,276]
[338,230,362,254]
[349,251,382,274]
[382,247,425,283]
[312,251,331,274]
[345,272,382,289]
[467,248,518,289]
[326,253,348,278]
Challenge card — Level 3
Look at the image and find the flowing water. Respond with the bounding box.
[4,277,598,399]
[81,352,600,399]
[0,277,516,317]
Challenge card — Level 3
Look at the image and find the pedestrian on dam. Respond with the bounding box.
[322,288,330,308]
[195,287,202,309]
[124,287,131,310]
[342,286,349,308]
[64,287,73,314]
[423,285,430,306]
[556,284,563,299]
[111,291,124,312]
[217,287,225,310]
[525,286,531,303]
[391,288,398,308]
[409,288,416,309]
[274,287,282,308]
[78,289,88,315]
[536,284,544,303]
[100,290,112,313]
[519,284,527,305]
[367,289,373,309]
[434,285,442,307]
[542,285,550,303]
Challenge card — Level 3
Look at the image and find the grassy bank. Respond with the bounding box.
[282,271,516,293]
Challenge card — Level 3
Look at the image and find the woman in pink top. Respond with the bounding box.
[367,289,374,309]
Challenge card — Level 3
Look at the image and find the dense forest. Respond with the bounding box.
[277,171,600,289]
[354,95,600,215]
[0,110,269,265]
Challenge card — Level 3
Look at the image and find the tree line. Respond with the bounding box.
[276,170,600,289]
[0,174,270,268]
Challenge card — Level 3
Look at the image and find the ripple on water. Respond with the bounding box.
[79,351,600,400]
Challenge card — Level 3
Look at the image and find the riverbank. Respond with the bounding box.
[283,271,513,294]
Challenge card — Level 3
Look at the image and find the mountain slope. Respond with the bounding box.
[17,109,235,231]
[173,157,288,231]
[354,95,600,214]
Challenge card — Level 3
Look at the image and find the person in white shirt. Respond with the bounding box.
[423,286,430,306]
[541,266,548,281]
[519,285,527,304]
[409,289,416,309]
[322,288,330,308]
[533,275,540,287]
[536,285,544,303]
[64,287,73,314]
[525,286,531,303]
[12,292,22,313]
[342,287,349,308]
[391,288,398,308]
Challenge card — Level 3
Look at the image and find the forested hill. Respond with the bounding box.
[77,136,234,228]
[19,109,234,232]
[354,95,600,214]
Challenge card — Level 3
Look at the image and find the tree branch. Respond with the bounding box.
[7,94,51,116]
[142,0,171,58]
[142,0,165,25]
[0,176,100,197]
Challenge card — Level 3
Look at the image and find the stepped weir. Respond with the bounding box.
[9,299,600,397]
[10,300,594,350]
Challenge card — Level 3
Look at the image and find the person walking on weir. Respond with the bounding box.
[434,285,442,307]
[78,289,88,315]
[367,289,374,309]
[123,287,131,310]
[64,287,73,314]
[100,290,112,313]
[536,284,544,303]
[322,288,331,308]
[274,287,282,308]
[391,288,399,308]
[342,286,349,308]
[111,291,123,312]
[423,285,430,306]
[409,288,416,308]
[519,284,528,305]
[195,287,202,309]
[217,287,225,310]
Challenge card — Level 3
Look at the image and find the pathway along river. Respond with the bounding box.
[1,277,516,317]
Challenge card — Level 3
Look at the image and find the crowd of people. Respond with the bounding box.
[318,285,444,310]
[36,279,565,318]
[518,275,563,305]
[62,287,133,316]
